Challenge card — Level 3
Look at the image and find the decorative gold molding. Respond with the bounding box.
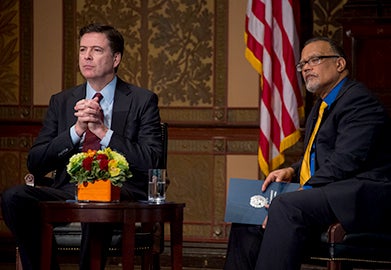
[227,108,259,123]
[0,136,33,150]
[227,140,258,154]
[169,138,258,154]
[160,107,258,125]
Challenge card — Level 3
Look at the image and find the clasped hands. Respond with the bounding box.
[74,96,107,138]
[260,167,295,228]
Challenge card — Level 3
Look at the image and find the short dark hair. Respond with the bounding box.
[303,36,346,60]
[79,23,124,57]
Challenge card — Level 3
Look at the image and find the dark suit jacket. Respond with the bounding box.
[27,78,162,200]
[292,78,391,232]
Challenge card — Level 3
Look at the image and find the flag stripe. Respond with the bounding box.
[245,0,303,176]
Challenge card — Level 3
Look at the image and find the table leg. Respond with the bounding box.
[122,212,136,270]
[140,222,155,269]
[40,222,53,270]
[170,208,184,270]
[89,224,104,270]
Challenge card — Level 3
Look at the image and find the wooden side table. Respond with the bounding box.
[39,201,185,270]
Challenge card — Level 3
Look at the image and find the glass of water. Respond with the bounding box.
[148,169,166,203]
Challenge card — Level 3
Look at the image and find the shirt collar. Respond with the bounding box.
[86,76,117,104]
[323,77,347,106]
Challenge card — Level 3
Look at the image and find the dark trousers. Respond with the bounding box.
[224,223,264,270]
[1,184,75,270]
[224,188,337,270]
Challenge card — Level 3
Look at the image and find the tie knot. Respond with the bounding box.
[93,93,103,103]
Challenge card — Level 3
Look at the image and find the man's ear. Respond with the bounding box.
[113,52,122,67]
[336,57,346,72]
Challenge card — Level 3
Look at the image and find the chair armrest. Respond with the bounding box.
[327,222,346,243]
[24,173,35,186]
[24,173,54,187]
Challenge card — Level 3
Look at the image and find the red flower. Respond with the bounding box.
[97,153,108,161]
[99,158,109,171]
[82,156,94,171]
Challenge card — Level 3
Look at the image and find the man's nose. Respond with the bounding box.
[302,62,312,72]
[84,49,93,59]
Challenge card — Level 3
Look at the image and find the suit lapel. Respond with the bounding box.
[67,84,86,127]
[111,79,133,133]
[305,99,322,145]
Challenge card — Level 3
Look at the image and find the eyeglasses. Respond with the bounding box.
[296,55,340,72]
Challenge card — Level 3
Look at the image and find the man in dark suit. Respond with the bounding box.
[224,37,391,269]
[1,23,162,270]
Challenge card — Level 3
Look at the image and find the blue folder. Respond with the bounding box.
[224,178,301,225]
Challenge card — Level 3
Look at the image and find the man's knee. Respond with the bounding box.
[1,185,20,208]
[268,193,303,221]
[2,185,27,204]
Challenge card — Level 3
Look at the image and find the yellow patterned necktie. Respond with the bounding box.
[300,101,328,186]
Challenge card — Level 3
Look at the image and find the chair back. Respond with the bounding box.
[160,122,168,170]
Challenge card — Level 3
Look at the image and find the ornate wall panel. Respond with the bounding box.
[62,0,258,126]
[312,0,348,43]
[0,0,34,240]
[0,135,31,191]
[165,130,258,241]
[0,0,20,106]
[0,0,33,121]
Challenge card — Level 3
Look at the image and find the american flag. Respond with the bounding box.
[245,0,304,176]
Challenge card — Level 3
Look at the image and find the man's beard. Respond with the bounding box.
[305,80,319,94]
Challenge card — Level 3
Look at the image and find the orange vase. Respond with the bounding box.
[77,180,121,202]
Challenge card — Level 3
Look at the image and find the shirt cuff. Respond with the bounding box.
[70,125,82,145]
[100,129,113,147]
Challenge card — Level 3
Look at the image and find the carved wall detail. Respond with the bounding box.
[313,0,348,43]
[0,0,19,105]
[0,0,33,120]
[66,0,214,107]
[64,0,230,124]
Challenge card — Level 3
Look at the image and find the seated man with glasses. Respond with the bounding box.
[224,36,391,270]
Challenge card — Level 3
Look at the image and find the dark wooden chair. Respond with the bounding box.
[16,122,169,270]
[309,222,391,270]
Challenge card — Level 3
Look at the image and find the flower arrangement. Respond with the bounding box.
[66,147,132,187]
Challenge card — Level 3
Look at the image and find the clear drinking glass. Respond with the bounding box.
[148,169,166,204]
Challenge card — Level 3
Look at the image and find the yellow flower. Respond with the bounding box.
[108,159,120,177]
